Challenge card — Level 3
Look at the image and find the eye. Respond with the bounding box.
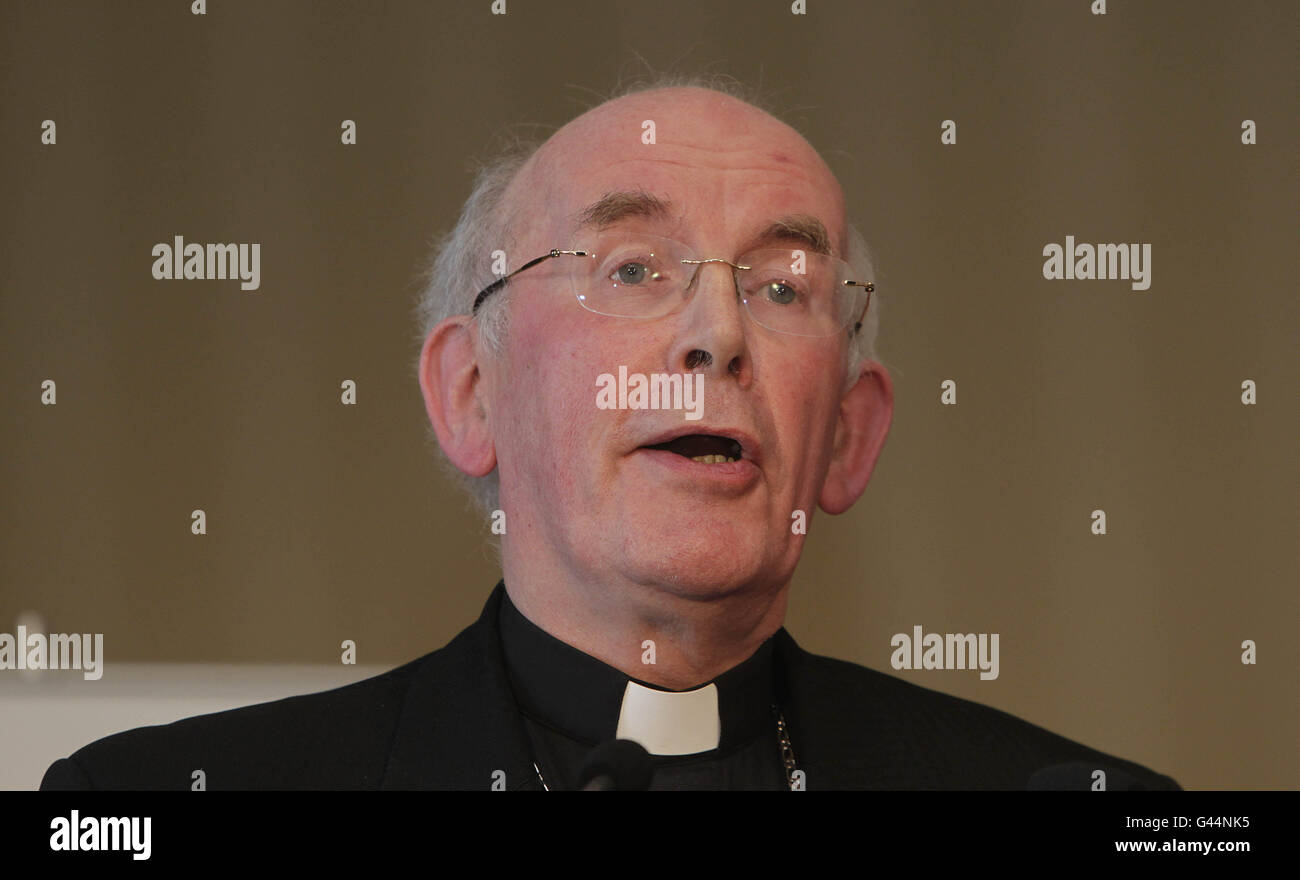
[760,280,799,305]
[613,261,652,285]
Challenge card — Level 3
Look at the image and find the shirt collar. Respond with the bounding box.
[498,585,776,755]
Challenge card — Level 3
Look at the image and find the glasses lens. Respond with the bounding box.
[568,235,870,336]
[572,233,690,318]
[738,249,860,337]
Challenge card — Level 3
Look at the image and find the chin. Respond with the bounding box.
[615,522,778,600]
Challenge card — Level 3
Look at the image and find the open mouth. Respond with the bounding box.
[644,434,744,464]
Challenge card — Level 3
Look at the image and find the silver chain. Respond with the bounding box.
[774,706,799,790]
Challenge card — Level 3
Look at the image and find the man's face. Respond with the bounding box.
[481,88,864,601]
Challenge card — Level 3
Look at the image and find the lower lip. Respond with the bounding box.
[634,448,761,491]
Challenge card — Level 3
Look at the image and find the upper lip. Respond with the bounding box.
[637,425,762,464]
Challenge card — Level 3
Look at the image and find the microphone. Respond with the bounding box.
[577,739,654,791]
[1027,761,1152,791]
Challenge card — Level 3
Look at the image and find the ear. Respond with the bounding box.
[419,316,497,478]
[818,360,894,515]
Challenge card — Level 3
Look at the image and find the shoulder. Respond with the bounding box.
[40,588,514,792]
[40,654,433,791]
[785,644,1181,790]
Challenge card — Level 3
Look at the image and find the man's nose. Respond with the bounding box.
[667,260,752,385]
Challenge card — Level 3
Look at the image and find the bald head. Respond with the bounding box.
[501,87,850,261]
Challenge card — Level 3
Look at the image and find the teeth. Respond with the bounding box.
[690,454,738,464]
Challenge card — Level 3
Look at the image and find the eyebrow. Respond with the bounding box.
[575,190,674,229]
[573,191,834,256]
[754,215,833,256]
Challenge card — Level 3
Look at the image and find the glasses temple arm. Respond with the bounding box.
[846,280,874,334]
[470,249,589,315]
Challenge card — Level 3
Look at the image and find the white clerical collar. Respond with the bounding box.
[615,680,721,755]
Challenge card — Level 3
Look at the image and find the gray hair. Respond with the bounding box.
[413,75,882,517]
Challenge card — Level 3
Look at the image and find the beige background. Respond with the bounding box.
[2,0,1296,790]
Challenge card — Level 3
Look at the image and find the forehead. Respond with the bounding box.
[513,89,848,255]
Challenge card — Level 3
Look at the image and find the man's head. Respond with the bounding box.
[418,83,893,614]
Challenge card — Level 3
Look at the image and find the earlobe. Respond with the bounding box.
[419,317,497,478]
[818,361,894,515]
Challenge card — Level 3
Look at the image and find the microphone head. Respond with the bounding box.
[577,739,654,791]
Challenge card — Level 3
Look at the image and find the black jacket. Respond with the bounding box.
[40,583,1180,790]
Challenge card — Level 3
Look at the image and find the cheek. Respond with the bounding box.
[763,349,844,484]
[494,306,618,490]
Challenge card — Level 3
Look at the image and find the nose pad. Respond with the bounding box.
[681,258,744,304]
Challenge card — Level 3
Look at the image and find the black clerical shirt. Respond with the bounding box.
[39,581,1182,791]
[498,588,790,791]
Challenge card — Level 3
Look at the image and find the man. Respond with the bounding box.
[41,82,1179,791]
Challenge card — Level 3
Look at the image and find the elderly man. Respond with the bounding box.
[42,83,1178,791]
